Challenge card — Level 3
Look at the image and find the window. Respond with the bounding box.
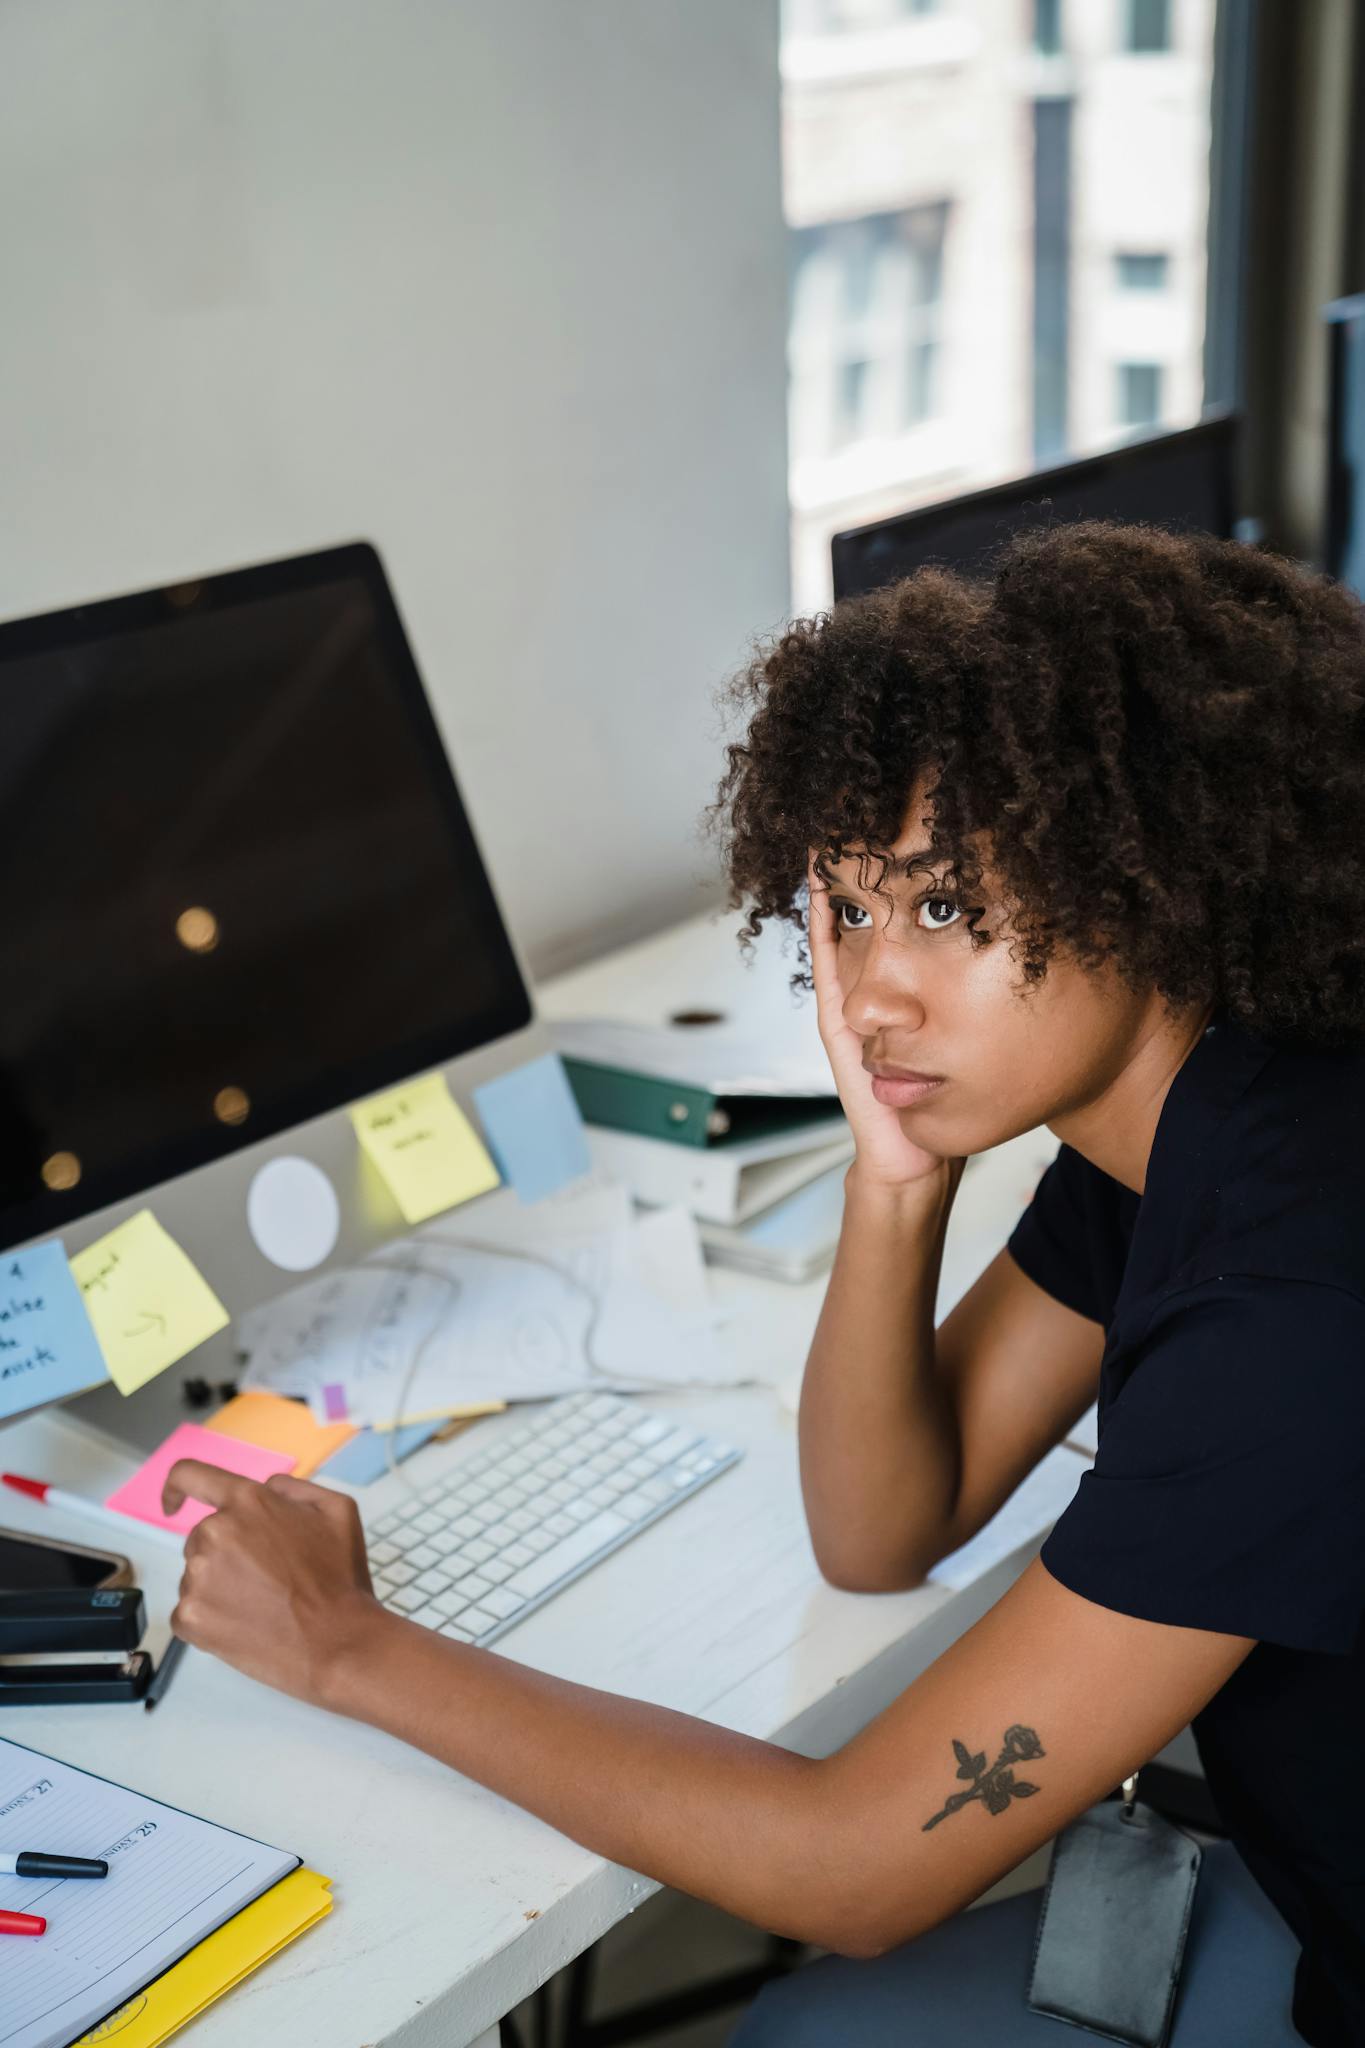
[789,204,948,462]
[1033,0,1063,55]
[1124,0,1171,53]
[780,0,1227,608]
[1117,362,1164,427]
[1116,251,1170,290]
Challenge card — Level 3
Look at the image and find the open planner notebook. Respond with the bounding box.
[0,1738,300,2048]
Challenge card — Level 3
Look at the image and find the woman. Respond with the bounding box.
[163,521,1365,2045]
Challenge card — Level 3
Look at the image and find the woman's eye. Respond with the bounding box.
[917,896,963,931]
[831,898,872,934]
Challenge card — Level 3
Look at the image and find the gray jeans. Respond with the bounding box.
[726,1839,1304,2045]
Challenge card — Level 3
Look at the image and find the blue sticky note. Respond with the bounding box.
[472,1052,592,1205]
[315,1420,441,1485]
[0,1240,110,1418]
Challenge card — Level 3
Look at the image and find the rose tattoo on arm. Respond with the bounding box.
[922,1724,1046,1831]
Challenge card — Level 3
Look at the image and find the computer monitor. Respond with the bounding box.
[0,542,554,1452]
[830,407,1241,600]
[1324,294,1365,598]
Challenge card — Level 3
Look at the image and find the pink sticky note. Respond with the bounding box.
[104,1421,298,1535]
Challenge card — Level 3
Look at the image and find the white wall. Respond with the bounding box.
[0,0,791,982]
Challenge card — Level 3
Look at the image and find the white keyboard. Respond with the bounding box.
[364,1391,742,1646]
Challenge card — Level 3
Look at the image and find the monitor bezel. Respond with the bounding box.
[830,409,1240,600]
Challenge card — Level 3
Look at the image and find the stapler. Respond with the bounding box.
[0,1588,152,1705]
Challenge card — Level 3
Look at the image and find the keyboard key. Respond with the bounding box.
[644,1429,699,1465]
[440,1621,476,1641]
[462,1607,501,1637]
[615,1490,658,1522]
[434,1589,469,1617]
[506,1512,629,1599]
[502,1542,536,1568]
[462,1538,496,1566]
[506,1508,538,1533]
[390,1587,426,1613]
[370,1540,400,1566]
[414,1512,446,1535]
[544,1512,576,1537]
[385,1562,418,1587]
[629,1418,671,1447]
[480,1588,525,1620]
[453,1572,494,1601]
[408,1603,448,1629]
[406,1545,439,1570]
[480,1559,516,1585]
[415,1569,451,1594]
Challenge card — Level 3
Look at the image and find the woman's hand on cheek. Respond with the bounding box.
[161,1459,384,1711]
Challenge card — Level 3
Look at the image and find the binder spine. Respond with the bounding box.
[560,1058,718,1149]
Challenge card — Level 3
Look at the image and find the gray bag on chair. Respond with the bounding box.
[1026,1773,1203,2048]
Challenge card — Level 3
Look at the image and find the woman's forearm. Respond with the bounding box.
[798,1163,963,1590]
[325,1601,866,1950]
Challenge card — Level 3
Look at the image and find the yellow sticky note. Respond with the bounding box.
[71,1210,230,1395]
[206,1391,357,1478]
[348,1071,500,1224]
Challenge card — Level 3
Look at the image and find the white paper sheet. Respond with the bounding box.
[237,1176,740,1424]
[0,1737,297,2048]
[927,1444,1092,1591]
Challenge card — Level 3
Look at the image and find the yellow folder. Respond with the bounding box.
[71,1867,334,2048]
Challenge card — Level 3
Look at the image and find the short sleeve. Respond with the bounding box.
[1006,1142,1105,1325]
[1040,1275,1365,1654]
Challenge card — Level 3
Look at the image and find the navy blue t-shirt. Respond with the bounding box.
[1006,1004,1365,2047]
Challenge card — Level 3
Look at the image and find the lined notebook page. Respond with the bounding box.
[0,1737,299,2048]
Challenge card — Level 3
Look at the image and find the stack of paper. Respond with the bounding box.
[0,1736,329,2048]
[237,1175,748,1428]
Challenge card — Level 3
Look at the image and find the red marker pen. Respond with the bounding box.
[0,1908,46,1935]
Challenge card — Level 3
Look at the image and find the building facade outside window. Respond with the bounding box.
[781,0,1217,608]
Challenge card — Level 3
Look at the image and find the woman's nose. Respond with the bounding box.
[838,933,925,1039]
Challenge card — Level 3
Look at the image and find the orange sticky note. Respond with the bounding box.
[206,1392,357,1479]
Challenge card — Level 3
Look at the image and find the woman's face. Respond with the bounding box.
[817,781,1162,1162]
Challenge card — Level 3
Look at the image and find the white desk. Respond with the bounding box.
[2,913,1060,2048]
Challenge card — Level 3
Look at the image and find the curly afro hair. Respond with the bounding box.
[703,519,1365,1050]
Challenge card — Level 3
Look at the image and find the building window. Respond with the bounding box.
[789,203,948,462]
[1117,361,1164,427]
[1124,0,1171,52]
[1033,0,1063,55]
[1115,251,1170,289]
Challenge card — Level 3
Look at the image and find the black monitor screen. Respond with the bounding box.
[0,543,530,1247]
[831,411,1239,600]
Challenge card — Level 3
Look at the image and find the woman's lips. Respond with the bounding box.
[869,1074,946,1108]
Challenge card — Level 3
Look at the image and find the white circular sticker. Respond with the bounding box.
[246,1156,341,1272]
